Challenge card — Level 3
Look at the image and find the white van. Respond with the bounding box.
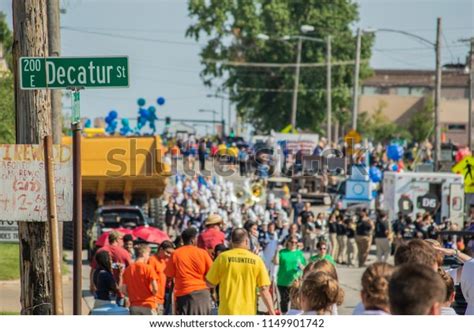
[382,172,464,227]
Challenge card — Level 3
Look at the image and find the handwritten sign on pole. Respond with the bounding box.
[0,144,73,222]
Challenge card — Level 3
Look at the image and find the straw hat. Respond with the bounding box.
[205,214,223,226]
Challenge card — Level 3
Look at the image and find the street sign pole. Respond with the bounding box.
[69,87,83,315]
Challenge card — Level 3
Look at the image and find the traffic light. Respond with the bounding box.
[165,116,171,126]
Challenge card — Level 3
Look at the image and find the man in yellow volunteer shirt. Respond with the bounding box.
[206,228,276,315]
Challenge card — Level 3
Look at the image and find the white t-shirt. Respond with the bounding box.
[440,306,457,315]
[363,309,390,315]
[352,301,365,315]
[286,309,302,315]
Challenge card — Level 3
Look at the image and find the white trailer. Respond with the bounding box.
[382,172,464,227]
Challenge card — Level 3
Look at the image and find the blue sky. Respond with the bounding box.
[0,0,472,132]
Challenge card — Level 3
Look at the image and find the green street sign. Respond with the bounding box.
[19,56,129,89]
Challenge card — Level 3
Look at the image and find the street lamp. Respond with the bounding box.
[206,93,229,136]
[357,21,442,167]
[199,109,218,135]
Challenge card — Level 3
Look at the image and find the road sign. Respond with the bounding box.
[0,144,73,222]
[344,130,362,155]
[0,221,18,243]
[452,156,474,193]
[19,56,129,89]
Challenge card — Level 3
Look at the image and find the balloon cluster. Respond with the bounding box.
[387,144,404,161]
[135,97,165,135]
[105,110,118,135]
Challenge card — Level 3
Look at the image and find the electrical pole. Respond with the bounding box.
[326,35,332,144]
[47,0,63,278]
[47,0,62,144]
[291,37,303,132]
[434,18,442,169]
[13,0,53,315]
[468,38,474,151]
[352,28,362,131]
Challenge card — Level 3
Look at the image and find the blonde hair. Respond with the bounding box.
[361,262,394,310]
[304,259,339,281]
[300,271,344,314]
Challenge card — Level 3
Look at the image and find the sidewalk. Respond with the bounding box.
[0,250,93,315]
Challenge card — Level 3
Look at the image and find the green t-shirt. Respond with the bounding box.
[277,248,306,287]
[309,254,336,265]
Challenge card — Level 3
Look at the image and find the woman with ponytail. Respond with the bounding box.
[360,262,394,315]
[299,271,344,315]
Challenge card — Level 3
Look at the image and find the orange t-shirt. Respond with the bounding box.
[122,261,158,309]
[148,255,168,304]
[164,245,213,297]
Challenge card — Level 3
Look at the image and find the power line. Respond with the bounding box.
[61,26,205,47]
[203,59,366,68]
[442,31,456,63]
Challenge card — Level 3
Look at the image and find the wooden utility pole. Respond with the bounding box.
[434,18,442,169]
[12,0,53,315]
[326,35,332,144]
[352,28,362,131]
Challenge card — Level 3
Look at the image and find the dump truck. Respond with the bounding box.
[61,135,171,249]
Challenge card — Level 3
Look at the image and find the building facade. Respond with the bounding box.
[360,68,471,145]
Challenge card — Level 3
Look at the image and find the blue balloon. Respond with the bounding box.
[157,97,165,106]
[387,144,404,161]
[391,164,399,172]
[369,166,382,183]
[148,106,156,113]
[84,118,92,128]
[137,98,146,107]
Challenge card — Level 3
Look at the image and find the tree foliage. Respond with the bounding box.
[186,0,373,132]
[408,97,434,143]
[358,101,410,143]
[0,12,14,143]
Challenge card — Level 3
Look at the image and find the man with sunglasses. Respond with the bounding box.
[149,240,175,315]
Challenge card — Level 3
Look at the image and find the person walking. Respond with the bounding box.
[346,217,358,267]
[197,214,226,257]
[206,228,275,315]
[274,235,306,314]
[374,211,391,263]
[165,227,213,315]
[356,213,374,268]
[238,147,249,177]
[148,241,175,315]
[327,213,339,260]
[198,139,207,172]
[122,244,158,315]
[336,216,347,264]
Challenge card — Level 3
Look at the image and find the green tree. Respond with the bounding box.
[358,101,410,143]
[0,11,13,69]
[0,12,14,143]
[408,97,433,143]
[186,0,373,132]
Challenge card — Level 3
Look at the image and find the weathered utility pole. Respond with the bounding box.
[47,0,62,144]
[434,18,442,169]
[352,28,362,131]
[290,37,303,132]
[468,38,474,151]
[326,35,332,144]
[12,0,52,315]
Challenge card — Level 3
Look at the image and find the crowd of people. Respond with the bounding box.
[88,169,474,315]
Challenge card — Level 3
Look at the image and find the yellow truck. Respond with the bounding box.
[61,134,171,248]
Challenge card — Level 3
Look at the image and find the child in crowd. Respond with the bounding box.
[299,271,344,315]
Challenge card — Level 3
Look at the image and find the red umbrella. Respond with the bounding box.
[95,228,136,247]
[133,226,169,244]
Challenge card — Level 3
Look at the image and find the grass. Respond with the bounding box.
[0,243,20,281]
[0,312,20,315]
[0,243,69,281]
